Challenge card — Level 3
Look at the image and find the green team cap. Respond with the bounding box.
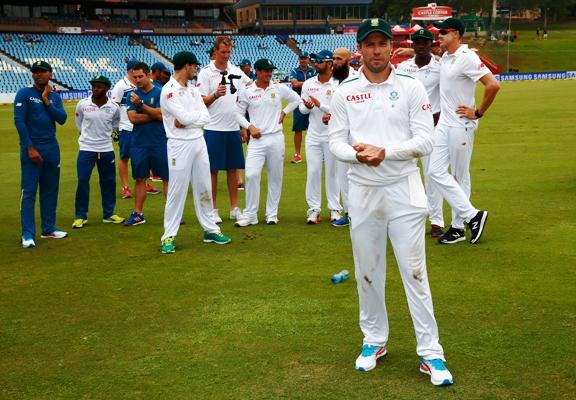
[433,17,465,36]
[30,60,52,72]
[89,75,112,87]
[254,59,276,70]
[357,18,393,43]
[172,51,200,69]
[412,28,434,41]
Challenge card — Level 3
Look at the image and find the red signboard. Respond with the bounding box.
[412,5,452,21]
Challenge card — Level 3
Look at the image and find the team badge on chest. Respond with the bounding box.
[389,91,399,101]
[270,92,276,99]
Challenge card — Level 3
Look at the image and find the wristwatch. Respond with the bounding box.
[138,100,144,107]
[474,109,483,119]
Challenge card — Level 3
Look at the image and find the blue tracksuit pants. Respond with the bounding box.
[75,150,116,220]
[20,141,60,239]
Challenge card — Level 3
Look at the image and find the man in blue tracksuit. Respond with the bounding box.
[14,60,68,248]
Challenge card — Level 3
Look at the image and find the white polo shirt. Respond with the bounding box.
[196,61,251,131]
[298,76,339,142]
[110,76,135,132]
[237,82,301,135]
[329,67,434,187]
[75,97,120,152]
[160,76,211,141]
[396,55,441,114]
[438,44,491,128]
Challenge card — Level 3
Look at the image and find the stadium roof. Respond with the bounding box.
[235,0,372,8]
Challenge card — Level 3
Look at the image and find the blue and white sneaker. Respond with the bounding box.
[22,236,36,248]
[124,211,146,226]
[355,344,387,372]
[40,229,68,239]
[419,358,453,386]
[331,214,350,227]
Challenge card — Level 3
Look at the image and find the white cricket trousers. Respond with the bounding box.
[337,160,349,214]
[420,154,444,227]
[349,173,445,360]
[161,138,220,241]
[305,136,342,212]
[428,124,478,230]
[243,132,285,220]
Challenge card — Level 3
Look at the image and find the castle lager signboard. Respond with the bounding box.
[412,4,452,21]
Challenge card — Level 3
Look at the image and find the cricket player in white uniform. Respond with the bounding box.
[234,59,301,226]
[329,19,453,386]
[299,49,342,224]
[396,28,444,238]
[329,47,359,227]
[196,36,252,224]
[159,51,231,253]
[72,75,124,229]
[110,60,137,199]
[428,17,500,244]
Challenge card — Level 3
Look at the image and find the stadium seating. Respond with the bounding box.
[0,32,361,93]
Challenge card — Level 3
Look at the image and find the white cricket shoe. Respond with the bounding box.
[266,215,279,225]
[40,230,68,239]
[229,207,244,221]
[306,209,321,224]
[212,209,223,224]
[330,209,342,222]
[355,344,387,372]
[419,358,453,386]
[22,237,36,248]
[234,216,258,227]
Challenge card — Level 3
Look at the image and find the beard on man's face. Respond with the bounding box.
[332,63,350,83]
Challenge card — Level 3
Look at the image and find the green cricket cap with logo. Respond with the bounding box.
[30,60,52,72]
[433,17,465,36]
[89,74,112,87]
[357,18,393,43]
[254,58,277,70]
[412,28,434,41]
[172,51,200,69]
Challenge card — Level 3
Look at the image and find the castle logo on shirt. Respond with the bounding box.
[346,93,372,104]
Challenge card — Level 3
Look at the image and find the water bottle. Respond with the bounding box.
[331,269,349,284]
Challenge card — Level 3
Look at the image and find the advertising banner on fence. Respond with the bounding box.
[496,71,576,81]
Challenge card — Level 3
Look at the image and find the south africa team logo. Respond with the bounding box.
[389,91,399,101]
[271,92,276,99]
[326,89,332,96]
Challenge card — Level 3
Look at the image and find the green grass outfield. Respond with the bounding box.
[1,80,575,399]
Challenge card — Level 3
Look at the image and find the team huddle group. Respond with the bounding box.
[15,17,501,386]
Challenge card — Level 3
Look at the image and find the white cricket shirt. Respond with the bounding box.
[237,82,301,135]
[298,76,339,142]
[75,97,120,152]
[438,44,490,128]
[329,67,434,186]
[160,76,211,141]
[110,76,135,132]
[396,55,441,114]
[196,61,251,131]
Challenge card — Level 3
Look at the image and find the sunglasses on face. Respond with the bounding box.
[439,28,458,35]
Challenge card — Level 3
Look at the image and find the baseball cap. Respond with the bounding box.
[433,17,465,36]
[172,51,200,69]
[253,58,276,70]
[151,62,171,75]
[412,28,434,41]
[298,51,310,59]
[310,50,333,63]
[89,74,112,87]
[30,60,52,72]
[238,59,251,67]
[126,59,139,71]
[357,18,393,42]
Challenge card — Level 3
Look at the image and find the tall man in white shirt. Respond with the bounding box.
[197,36,252,224]
[160,51,231,253]
[110,60,137,199]
[72,75,125,229]
[234,59,301,227]
[329,18,453,386]
[396,28,444,238]
[428,18,500,244]
[299,49,342,224]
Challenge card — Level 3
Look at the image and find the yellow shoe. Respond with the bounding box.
[103,214,125,224]
[72,218,87,229]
